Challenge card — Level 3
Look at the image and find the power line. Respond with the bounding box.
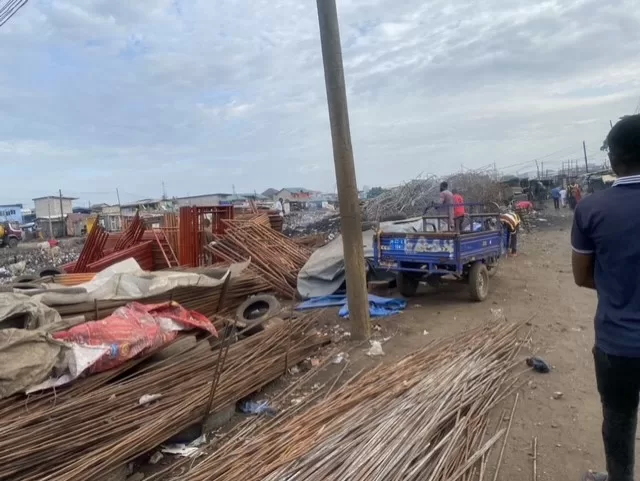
[0,0,28,28]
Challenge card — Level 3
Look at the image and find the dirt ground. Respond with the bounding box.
[351,207,605,480]
[297,206,607,480]
[150,206,609,480]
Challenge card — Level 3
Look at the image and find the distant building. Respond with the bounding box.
[120,199,174,217]
[0,204,24,224]
[276,187,314,202]
[33,195,76,219]
[174,193,237,207]
[261,188,279,200]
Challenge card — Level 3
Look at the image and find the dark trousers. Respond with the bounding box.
[594,347,640,481]
[454,216,464,232]
[509,231,518,253]
[553,198,560,209]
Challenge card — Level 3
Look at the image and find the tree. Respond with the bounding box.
[366,187,386,199]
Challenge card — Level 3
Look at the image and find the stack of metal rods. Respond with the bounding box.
[66,217,109,273]
[111,211,145,251]
[207,223,311,298]
[47,269,271,326]
[85,240,154,272]
[178,321,524,481]
[0,312,327,481]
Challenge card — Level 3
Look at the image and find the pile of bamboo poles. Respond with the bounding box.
[206,222,311,298]
[0,312,327,481]
[177,321,524,481]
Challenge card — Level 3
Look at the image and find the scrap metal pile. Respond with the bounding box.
[206,215,312,299]
[363,172,504,221]
[174,320,523,481]
[0,311,327,481]
[62,213,165,273]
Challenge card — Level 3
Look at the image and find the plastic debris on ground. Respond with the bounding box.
[366,340,385,357]
[332,352,348,364]
[162,434,207,458]
[296,294,407,318]
[238,400,277,416]
[139,394,163,406]
[526,356,551,373]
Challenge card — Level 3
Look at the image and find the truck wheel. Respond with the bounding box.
[7,237,18,249]
[487,259,500,278]
[397,272,419,297]
[469,262,489,302]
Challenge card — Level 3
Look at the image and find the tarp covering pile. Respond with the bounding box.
[0,301,217,399]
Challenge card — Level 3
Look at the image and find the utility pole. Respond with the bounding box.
[541,162,544,179]
[59,189,66,237]
[316,0,370,340]
[535,160,540,179]
[583,141,589,173]
[116,188,122,232]
[47,204,53,239]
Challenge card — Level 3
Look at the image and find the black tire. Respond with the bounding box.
[469,262,489,302]
[397,271,419,297]
[7,237,18,249]
[39,267,64,278]
[235,294,281,332]
[487,259,500,278]
[15,275,38,283]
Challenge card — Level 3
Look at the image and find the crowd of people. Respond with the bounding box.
[551,181,583,210]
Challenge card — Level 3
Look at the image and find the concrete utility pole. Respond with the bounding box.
[583,141,589,173]
[316,0,370,340]
[59,189,66,237]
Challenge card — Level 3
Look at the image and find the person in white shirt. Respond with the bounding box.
[274,198,285,217]
[560,188,567,207]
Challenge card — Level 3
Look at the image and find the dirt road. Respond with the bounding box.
[352,210,606,480]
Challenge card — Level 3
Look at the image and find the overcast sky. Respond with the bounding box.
[0,0,638,206]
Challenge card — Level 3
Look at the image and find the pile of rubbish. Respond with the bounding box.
[363,172,504,221]
[283,210,341,238]
[0,242,82,284]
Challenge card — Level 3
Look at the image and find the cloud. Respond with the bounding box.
[0,0,638,205]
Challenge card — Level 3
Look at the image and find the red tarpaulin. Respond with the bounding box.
[54,301,217,375]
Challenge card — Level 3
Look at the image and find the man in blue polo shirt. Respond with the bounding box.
[572,114,640,481]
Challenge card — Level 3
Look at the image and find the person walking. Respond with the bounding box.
[551,186,561,210]
[572,114,640,481]
[560,186,567,207]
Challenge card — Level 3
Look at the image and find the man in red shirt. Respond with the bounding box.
[452,190,466,231]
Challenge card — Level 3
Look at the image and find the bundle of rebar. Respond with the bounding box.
[0,311,327,481]
[112,211,146,251]
[68,216,109,273]
[206,222,311,298]
[178,320,524,481]
[49,268,271,325]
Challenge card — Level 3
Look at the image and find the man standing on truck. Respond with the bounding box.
[452,189,466,231]
[572,114,640,481]
[439,182,455,230]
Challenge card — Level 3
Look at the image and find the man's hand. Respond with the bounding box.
[572,251,596,289]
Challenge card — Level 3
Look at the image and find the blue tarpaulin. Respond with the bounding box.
[296,294,407,318]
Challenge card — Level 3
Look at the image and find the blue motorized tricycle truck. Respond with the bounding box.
[372,204,510,302]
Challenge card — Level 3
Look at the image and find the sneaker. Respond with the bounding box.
[582,471,607,481]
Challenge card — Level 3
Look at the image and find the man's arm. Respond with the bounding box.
[572,251,595,289]
[571,204,596,289]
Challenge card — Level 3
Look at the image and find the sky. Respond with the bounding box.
[0,0,639,207]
